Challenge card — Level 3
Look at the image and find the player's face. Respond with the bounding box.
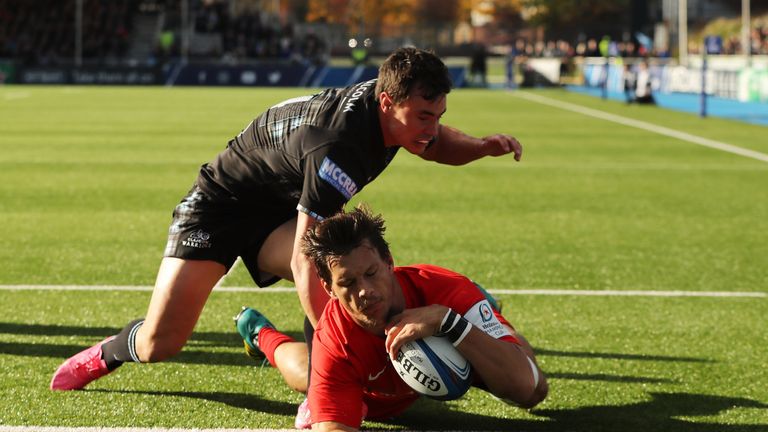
[324,241,403,335]
[380,89,446,155]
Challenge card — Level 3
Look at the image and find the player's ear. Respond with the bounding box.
[379,92,393,112]
[319,277,335,298]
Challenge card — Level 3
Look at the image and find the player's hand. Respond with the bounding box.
[384,305,448,360]
[482,134,522,161]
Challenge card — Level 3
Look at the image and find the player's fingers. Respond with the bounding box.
[499,136,513,153]
[387,330,405,360]
[384,323,401,354]
[486,135,508,155]
[511,137,522,161]
[388,325,419,360]
[496,135,521,160]
[388,338,401,360]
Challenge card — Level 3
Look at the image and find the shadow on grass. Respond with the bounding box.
[92,389,767,431]
[0,322,304,368]
[536,348,711,363]
[0,340,683,385]
[90,388,298,417]
[387,392,768,431]
[0,340,260,367]
[2,322,707,364]
[546,372,673,384]
[0,321,304,346]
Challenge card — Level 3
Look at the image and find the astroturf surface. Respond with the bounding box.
[0,86,766,430]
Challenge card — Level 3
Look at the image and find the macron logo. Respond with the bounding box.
[318,157,358,199]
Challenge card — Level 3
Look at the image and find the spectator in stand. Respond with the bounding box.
[468,43,488,87]
[634,61,655,105]
[623,41,637,58]
[623,63,636,104]
[585,38,601,57]
[505,40,526,89]
[0,0,136,65]
[299,30,327,66]
[575,41,586,57]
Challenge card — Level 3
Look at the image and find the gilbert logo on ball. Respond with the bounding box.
[392,336,472,401]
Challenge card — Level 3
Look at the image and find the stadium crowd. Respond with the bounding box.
[509,27,768,61]
[165,0,327,65]
[0,0,136,65]
[1,0,766,66]
[0,0,326,66]
[691,27,768,55]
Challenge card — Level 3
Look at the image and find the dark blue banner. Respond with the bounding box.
[168,63,320,87]
[17,67,159,84]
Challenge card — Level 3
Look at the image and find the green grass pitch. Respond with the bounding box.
[0,85,767,430]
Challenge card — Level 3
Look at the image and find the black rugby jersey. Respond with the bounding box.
[196,79,399,219]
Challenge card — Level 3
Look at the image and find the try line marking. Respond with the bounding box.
[0,284,764,298]
[513,91,768,164]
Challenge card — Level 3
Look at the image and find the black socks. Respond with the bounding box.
[101,318,145,370]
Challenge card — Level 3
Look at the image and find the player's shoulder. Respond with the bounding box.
[396,264,469,283]
[396,264,482,304]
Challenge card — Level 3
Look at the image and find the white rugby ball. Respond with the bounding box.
[391,335,472,401]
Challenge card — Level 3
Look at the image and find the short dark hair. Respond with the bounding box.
[375,47,452,104]
[301,205,391,284]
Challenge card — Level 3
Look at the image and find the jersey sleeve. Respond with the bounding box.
[308,332,367,428]
[461,298,519,345]
[298,143,367,219]
[407,265,520,345]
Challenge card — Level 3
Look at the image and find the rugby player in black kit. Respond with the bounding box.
[50,47,523,400]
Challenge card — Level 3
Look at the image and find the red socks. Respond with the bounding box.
[258,327,296,367]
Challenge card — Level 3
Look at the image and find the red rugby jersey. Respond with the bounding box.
[308,264,519,428]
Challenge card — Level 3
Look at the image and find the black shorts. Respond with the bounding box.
[163,185,295,287]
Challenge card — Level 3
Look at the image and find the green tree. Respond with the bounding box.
[521,0,628,30]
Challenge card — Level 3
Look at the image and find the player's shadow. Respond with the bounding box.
[535,392,768,432]
[0,322,302,367]
[0,322,271,347]
[388,392,768,431]
[536,347,711,364]
[545,371,673,384]
[90,389,298,417]
[0,322,122,338]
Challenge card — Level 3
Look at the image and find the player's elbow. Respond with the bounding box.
[492,366,548,409]
[516,373,548,409]
[290,255,310,287]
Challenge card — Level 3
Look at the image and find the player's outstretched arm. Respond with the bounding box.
[385,305,546,408]
[458,324,547,408]
[292,211,327,327]
[421,125,522,165]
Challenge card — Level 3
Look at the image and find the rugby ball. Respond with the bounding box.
[392,335,472,401]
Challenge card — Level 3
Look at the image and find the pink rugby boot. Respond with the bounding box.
[50,336,116,390]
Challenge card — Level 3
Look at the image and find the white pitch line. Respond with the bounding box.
[0,428,294,432]
[0,284,297,293]
[491,289,767,298]
[513,91,768,164]
[0,284,764,298]
[3,91,30,101]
